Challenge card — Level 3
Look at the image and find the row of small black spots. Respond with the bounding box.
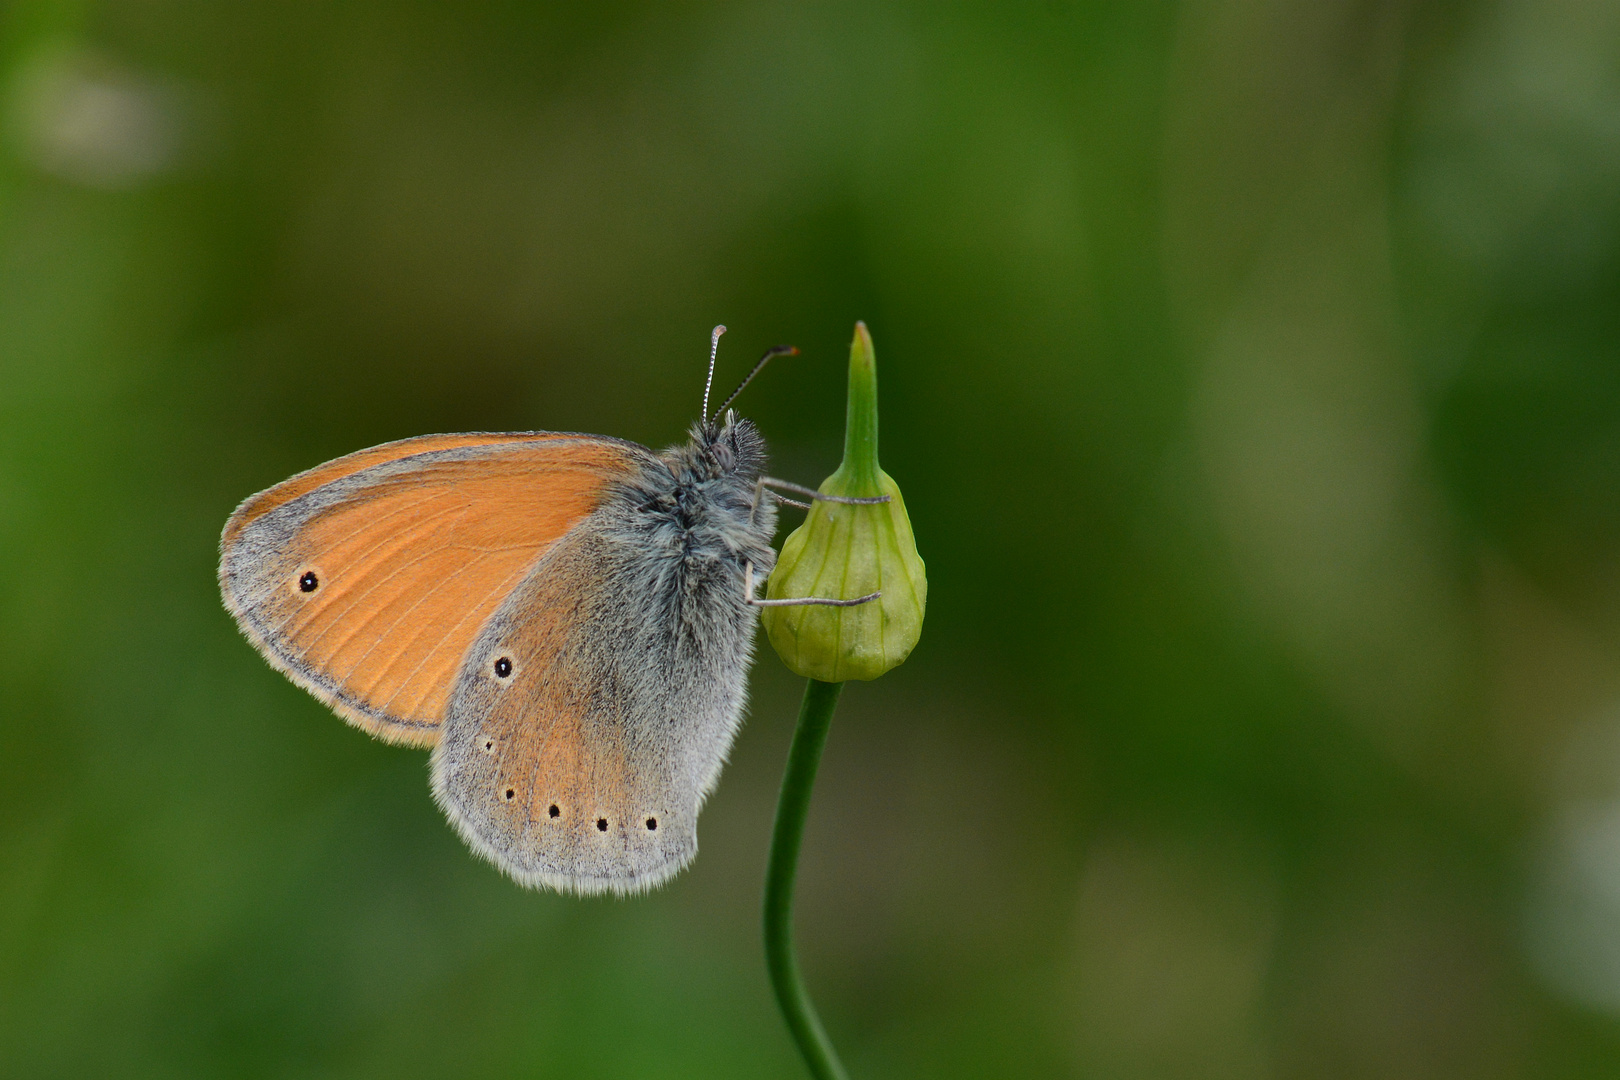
[497,789,658,832]
[576,814,658,831]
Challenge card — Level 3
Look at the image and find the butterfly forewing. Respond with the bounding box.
[219,433,647,745]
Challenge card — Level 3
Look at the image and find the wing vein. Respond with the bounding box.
[371,559,534,715]
[317,501,486,678]
[278,490,472,641]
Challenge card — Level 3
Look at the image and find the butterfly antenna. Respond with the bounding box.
[713,344,798,421]
[702,325,727,420]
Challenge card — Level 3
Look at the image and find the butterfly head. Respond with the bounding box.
[685,409,767,484]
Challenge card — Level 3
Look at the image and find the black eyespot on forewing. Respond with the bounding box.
[298,571,319,592]
[504,789,515,801]
[646,817,657,830]
[493,657,512,678]
[548,804,560,818]
[596,818,608,832]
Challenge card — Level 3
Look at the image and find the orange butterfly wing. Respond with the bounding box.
[219,433,650,746]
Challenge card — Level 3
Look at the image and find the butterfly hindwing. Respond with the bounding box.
[431,482,764,895]
[219,433,648,745]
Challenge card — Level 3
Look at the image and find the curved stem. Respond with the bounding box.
[764,679,850,1080]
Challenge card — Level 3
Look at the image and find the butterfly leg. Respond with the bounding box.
[760,477,891,506]
[749,478,892,522]
[749,476,784,525]
[744,561,881,608]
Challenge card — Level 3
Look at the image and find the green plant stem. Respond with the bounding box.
[764,678,850,1080]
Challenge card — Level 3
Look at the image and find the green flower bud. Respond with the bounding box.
[763,322,926,681]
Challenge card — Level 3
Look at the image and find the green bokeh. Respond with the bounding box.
[3,1,1619,1077]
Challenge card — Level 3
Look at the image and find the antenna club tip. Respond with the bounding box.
[711,325,727,339]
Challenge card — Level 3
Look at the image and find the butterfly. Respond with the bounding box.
[218,328,882,895]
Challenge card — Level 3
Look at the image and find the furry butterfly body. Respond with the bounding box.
[220,416,776,894]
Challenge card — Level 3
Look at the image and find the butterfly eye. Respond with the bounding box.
[493,657,513,678]
[298,571,319,592]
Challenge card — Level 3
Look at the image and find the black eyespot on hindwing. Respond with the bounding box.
[493,657,512,678]
[504,789,515,801]
[298,571,319,592]
[596,818,608,832]
[646,817,657,830]
[548,804,560,818]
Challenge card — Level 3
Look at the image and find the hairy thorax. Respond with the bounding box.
[605,416,778,600]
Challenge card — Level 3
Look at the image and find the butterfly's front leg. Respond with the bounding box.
[743,560,880,609]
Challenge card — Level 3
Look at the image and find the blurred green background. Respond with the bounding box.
[3,0,1620,1076]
